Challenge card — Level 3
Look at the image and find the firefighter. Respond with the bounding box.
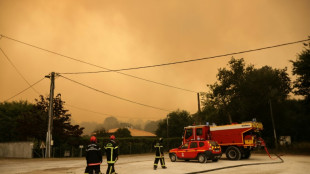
[84,136,102,174]
[104,135,119,174]
[153,137,167,170]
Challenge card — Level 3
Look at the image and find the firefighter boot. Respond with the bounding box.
[162,166,167,169]
[154,165,157,170]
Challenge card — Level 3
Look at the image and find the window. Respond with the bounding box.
[185,129,193,139]
[190,142,198,148]
[196,128,203,136]
[199,142,204,147]
[209,141,218,146]
[181,143,189,149]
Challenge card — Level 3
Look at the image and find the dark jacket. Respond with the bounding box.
[154,141,164,158]
[85,143,102,166]
[104,140,119,164]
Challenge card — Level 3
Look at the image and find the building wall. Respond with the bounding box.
[0,142,34,158]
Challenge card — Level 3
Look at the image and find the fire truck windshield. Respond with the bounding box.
[185,129,192,139]
[209,141,218,146]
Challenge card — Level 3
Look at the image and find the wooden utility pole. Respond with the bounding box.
[45,72,55,158]
[269,98,278,149]
[197,93,201,113]
[166,115,169,138]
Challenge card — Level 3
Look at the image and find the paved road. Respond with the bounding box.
[0,154,309,174]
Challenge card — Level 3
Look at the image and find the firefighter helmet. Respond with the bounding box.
[110,135,115,140]
[90,136,97,143]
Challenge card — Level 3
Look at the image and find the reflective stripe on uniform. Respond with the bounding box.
[88,162,101,166]
[105,146,116,163]
[161,158,165,166]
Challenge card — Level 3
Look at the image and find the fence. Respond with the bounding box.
[32,137,183,158]
[0,142,34,158]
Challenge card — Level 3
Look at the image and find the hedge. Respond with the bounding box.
[32,137,183,157]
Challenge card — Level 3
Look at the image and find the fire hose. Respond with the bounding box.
[185,141,284,174]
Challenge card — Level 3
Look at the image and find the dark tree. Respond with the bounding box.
[0,101,45,142]
[205,58,291,125]
[35,94,84,146]
[291,37,310,102]
[114,128,131,138]
[0,94,84,146]
[156,110,193,138]
[92,127,109,137]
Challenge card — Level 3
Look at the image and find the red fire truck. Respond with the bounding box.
[183,121,264,160]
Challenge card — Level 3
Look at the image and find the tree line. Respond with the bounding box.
[0,95,84,148]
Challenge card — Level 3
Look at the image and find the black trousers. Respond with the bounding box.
[85,165,101,174]
[154,157,166,167]
[106,163,115,174]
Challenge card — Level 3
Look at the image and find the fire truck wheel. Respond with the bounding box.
[226,146,242,160]
[198,154,206,163]
[169,153,177,162]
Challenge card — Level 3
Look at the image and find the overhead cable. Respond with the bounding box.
[0,47,41,95]
[58,38,310,74]
[66,103,159,120]
[0,34,197,93]
[59,75,172,112]
[65,103,112,117]
[4,77,45,102]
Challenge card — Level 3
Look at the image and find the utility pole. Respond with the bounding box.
[166,115,169,138]
[197,93,201,113]
[45,72,55,158]
[269,98,278,149]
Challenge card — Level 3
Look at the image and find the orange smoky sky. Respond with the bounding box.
[0,0,310,124]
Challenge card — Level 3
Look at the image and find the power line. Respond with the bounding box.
[58,38,310,74]
[66,103,112,117]
[3,34,308,94]
[0,47,41,95]
[113,73,197,93]
[0,34,197,93]
[4,77,46,102]
[59,75,172,112]
[66,103,160,120]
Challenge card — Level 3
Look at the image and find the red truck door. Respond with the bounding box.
[176,143,189,159]
[187,142,198,158]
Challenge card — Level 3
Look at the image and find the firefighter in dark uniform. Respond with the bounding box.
[153,137,167,170]
[85,136,102,174]
[104,135,119,174]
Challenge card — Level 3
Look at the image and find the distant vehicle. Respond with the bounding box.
[169,140,222,163]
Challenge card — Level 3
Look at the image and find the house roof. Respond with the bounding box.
[108,128,156,137]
